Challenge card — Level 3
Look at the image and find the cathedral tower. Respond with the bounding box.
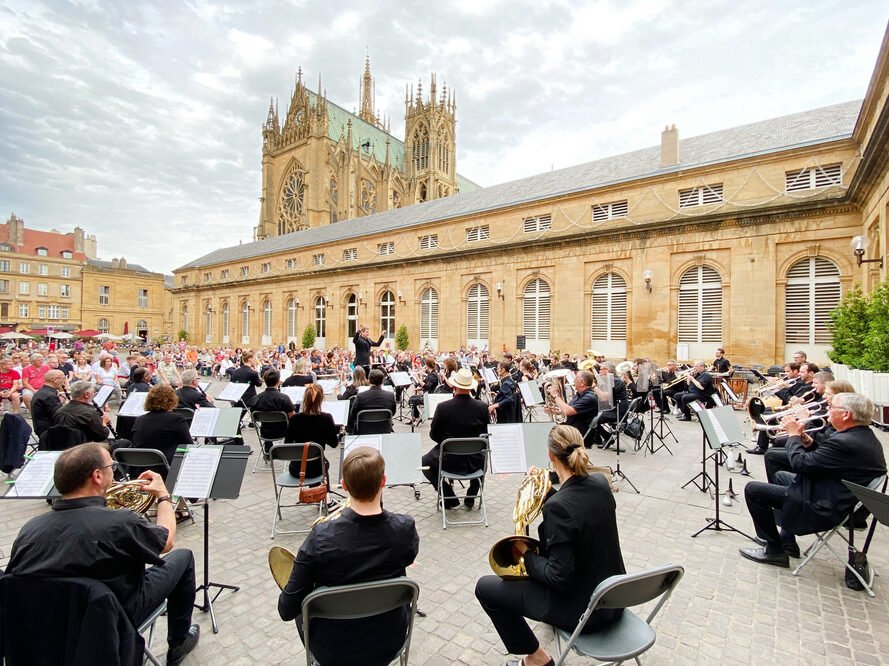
[403,74,457,203]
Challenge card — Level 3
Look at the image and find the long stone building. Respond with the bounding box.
[172,26,889,367]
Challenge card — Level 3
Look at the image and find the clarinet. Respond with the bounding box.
[94,401,119,439]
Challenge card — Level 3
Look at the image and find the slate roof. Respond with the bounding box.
[177,99,862,271]
[88,259,154,273]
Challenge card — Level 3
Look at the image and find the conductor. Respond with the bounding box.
[353,325,385,375]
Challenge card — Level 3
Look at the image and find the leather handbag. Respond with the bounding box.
[297,443,328,504]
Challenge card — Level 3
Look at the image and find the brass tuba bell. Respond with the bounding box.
[268,545,297,590]
[105,480,155,513]
[488,467,552,579]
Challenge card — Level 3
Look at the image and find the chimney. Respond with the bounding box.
[660,124,679,167]
[119,257,127,270]
[111,258,119,269]
[73,226,85,252]
[8,213,25,246]
[84,234,97,259]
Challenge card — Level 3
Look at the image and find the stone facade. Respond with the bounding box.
[81,259,166,340]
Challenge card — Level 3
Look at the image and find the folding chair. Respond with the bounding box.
[139,599,168,666]
[355,408,393,435]
[173,407,195,425]
[42,425,86,451]
[436,437,489,529]
[113,447,195,524]
[600,397,644,451]
[252,410,290,473]
[552,563,685,666]
[269,442,327,538]
[791,474,887,597]
[301,577,420,666]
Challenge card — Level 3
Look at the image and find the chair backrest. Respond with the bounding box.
[253,410,290,440]
[439,437,489,477]
[113,447,171,474]
[301,577,419,666]
[43,425,86,451]
[173,407,195,424]
[355,408,393,435]
[269,442,325,464]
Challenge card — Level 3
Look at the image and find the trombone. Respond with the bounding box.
[754,376,798,396]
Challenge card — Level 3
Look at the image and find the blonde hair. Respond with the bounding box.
[547,424,590,476]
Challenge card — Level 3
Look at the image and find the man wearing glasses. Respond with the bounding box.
[739,392,886,568]
[4,443,200,663]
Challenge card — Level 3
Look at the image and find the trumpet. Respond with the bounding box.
[752,413,828,439]
[760,398,827,423]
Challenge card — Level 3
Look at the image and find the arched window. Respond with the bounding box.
[412,125,429,171]
[314,296,327,337]
[329,176,338,224]
[523,278,551,341]
[97,318,109,334]
[591,273,627,344]
[360,179,376,215]
[287,298,298,339]
[785,257,841,345]
[438,136,450,173]
[241,302,250,342]
[180,304,188,334]
[221,302,230,341]
[204,303,213,342]
[467,283,490,347]
[262,300,272,339]
[277,161,306,234]
[346,293,358,338]
[136,320,148,339]
[379,290,395,337]
[419,287,439,344]
[678,265,722,344]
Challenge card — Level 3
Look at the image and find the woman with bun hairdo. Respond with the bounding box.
[475,425,626,666]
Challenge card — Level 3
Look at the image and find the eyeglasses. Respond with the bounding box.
[828,404,850,413]
[97,462,120,473]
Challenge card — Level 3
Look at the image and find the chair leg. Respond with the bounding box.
[792,534,828,576]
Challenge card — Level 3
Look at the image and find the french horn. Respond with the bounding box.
[105,480,155,513]
[488,467,552,579]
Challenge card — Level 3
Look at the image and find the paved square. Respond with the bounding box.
[3,386,889,665]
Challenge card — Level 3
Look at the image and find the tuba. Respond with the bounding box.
[541,368,572,423]
[105,480,155,513]
[488,468,552,579]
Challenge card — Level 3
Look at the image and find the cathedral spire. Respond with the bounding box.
[359,53,376,125]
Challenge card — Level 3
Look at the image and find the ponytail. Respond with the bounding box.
[547,424,589,477]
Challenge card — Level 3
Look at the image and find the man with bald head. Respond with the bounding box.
[31,369,67,437]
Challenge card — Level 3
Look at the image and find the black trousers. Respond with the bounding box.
[764,448,793,484]
[743,473,797,554]
[408,395,424,419]
[475,576,620,656]
[128,549,196,645]
[421,449,480,500]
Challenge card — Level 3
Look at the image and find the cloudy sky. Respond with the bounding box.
[1,1,887,274]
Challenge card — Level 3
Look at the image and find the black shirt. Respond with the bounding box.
[31,385,62,436]
[6,495,167,618]
[566,388,598,434]
[252,387,295,414]
[176,385,213,410]
[132,410,193,466]
[229,365,262,406]
[53,400,109,441]
[282,374,314,388]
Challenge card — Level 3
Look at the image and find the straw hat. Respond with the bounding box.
[447,367,478,391]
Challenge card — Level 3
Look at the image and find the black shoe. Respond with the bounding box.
[753,536,766,546]
[739,546,789,568]
[464,480,480,508]
[506,659,554,666]
[784,543,801,559]
[746,446,766,455]
[677,416,691,422]
[167,624,200,665]
[443,496,459,509]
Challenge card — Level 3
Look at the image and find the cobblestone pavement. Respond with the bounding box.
[3,383,889,665]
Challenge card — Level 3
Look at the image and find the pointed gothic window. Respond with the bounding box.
[329,176,338,224]
[360,179,377,215]
[438,140,449,173]
[277,161,306,234]
[412,125,429,171]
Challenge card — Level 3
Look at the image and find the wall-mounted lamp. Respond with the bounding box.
[325,296,333,310]
[358,292,365,305]
[496,282,504,300]
[851,235,883,269]
[397,290,405,304]
[294,297,303,309]
[643,270,653,293]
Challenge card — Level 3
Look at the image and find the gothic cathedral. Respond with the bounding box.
[254,59,477,240]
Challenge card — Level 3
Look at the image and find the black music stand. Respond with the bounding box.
[167,444,250,634]
[606,402,639,494]
[689,406,756,541]
[641,386,677,456]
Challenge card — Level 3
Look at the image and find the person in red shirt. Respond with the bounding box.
[0,356,22,414]
[21,352,49,411]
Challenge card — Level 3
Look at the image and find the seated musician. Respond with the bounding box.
[519,359,537,382]
[52,380,131,449]
[544,370,601,447]
[5,443,200,665]
[251,370,296,416]
[422,368,489,508]
[475,426,625,666]
[286,383,339,481]
[592,363,630,445]
[125,366,154,394]
[31,369,66,438]
[773,363,803,404]
[712,347,733,377]
[282,359,314,387]
[176,369,214,410]
[347,368,396,434]
[657,360,680,414]
[747,370,831,455]
[489,361,521,423]
[229,352,262,409]
[436,357,458,393]
[740,392,886,568]
[131,384,193,475]
[337,366,368,401]
[408,358,439,422]
[674,361,714,421]
[278,446,419,666]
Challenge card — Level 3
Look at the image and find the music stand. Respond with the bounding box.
[608,402,639,494]
[388,371,414,424]
[690,405,756,541]
[518,380,542,422]
[167,444,250,634]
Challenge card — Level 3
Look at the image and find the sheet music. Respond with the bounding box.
[389,371,413,387]
[482,367,498,384]
[217,382,249,402]
[6,451,61,497]
[321,400,349,425]
[703,410,730,444]
[278,369,292,383]
[357,385,370,393]
[487,424,528,474]
[92,385,114,408]
[282,386,306,403]
[424,393,451,420]
[519,381,541,406]
[189,408,220,437]
[318,379,339,395]
[636,363,651,392]
[343,435,382,456]
[597,374,614,408]
[119,391,149,417]
[172,445,223,499]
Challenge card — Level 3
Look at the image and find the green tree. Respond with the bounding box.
[177,329,188,342]
[395,324,409,351]
[862,281,889,372]
[828,283,869,368]
[301,324,317,349]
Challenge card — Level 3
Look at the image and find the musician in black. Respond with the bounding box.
[229,352,262,409]
[124,366,152,394]
[352,325,385,375]
[251,370,296,416]
[53,380,131,449]
[489,361,520,423]
[545,371,600,447]
[282,359,314,387]
[475,425,625,665]
[712,348,733,377]
[656,360,680,413]
[748,370,831,455]
[31,369,66,438]
[176,369,214,410]
[674,361,714,421]
[593,363,630,445]
[408,357,439,422]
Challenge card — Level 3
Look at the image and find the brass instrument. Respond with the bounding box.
[759,398,827,423]
[615,360,636,385]
[489,467,552,579]
[662,369,693,389]
[541,368,572,424]
[578,358,599,372]
[268,546,296,589]
[753,413,828,439]
[105,479,154,513]
[754,376,798,396]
